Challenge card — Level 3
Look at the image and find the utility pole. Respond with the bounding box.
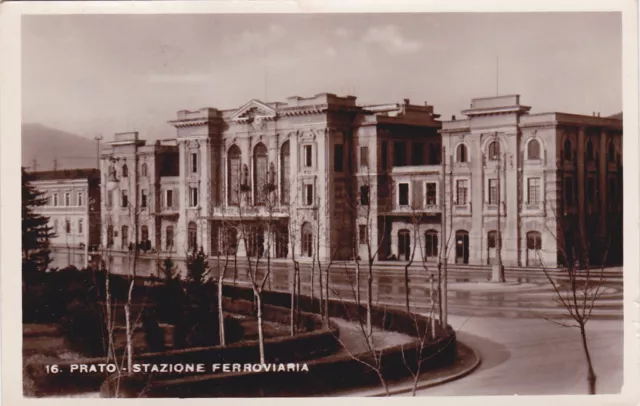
[492,132,506,283]
[439,146,448,327]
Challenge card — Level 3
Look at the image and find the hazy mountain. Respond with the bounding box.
[22,123,99,171]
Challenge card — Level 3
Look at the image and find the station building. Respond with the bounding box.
[98,93,622,269]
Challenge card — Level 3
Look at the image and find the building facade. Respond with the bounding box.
[437,95,622,267]
[98,93,622,270]
[29,169,101,268]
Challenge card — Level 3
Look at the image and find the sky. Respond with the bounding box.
[22,12,622,142]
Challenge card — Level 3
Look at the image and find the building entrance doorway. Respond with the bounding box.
[398,230,411,261]
[455,230,469,264]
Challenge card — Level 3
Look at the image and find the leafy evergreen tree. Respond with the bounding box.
[22,168,55,275]
[185,248,210,285]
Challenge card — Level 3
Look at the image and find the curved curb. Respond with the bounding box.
[346,341,481,397]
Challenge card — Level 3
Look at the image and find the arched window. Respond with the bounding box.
[526,231,542,266]
[425,230,438,258]
[188,221,197,252]
[121,225,129,249]
[227,145,241,205]
[586,140,594,161]
[487,230,501,248]
[487,230,501,265]
[122,163,128,178]
[488,141,500,160]
[527,139,541,160]
[608,140,615,162]
[301,222,313,258]
[166,226,174,250]
[455,230,470,264]
[141,163,148,177]
[398,229,411,261]
[253,143,268,205]
[108,165,116,178]
[281,141,290,204]
[456,144,468,163]
[564,139,572,161]
[141,225,149,241]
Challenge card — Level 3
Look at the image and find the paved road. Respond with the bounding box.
[409,315,623,396]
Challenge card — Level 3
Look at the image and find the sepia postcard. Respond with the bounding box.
[1,0,638,405]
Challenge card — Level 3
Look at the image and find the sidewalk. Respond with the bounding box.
[336,341,481,397]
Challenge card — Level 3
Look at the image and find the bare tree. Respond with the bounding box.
[537,206,615,395]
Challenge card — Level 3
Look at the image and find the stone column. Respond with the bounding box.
[503,131,519,267]
[176,141,188,257]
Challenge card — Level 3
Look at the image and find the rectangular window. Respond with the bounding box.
[488,179,499,204]
[360,185,370,206]
[456,180,468,205]
[527,177,541,205]
[587,177,595,205]
[304,145,313,168]
[412,142,424,166]
[64,193,70,207]
[53,219,58,232]
[305,184,314,206]
[121,190,128,208]
[394,142,407,166]
[399,183,409,206]
[78,219,83,234]
[77,192,84,207]
[53,193,59,207]
[107,190,113,208]
[141,190,148,208]
[381,141,388,170]
[360,146,369,168]
[65,219,71,234]
[190,187,199,207]
[565,177,574,207]
[334,144,344,172]
[191,153,198,173]
[166,189,173,208]
[426,182,437,206]
[359,225,368,245]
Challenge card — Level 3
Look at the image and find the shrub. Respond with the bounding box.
[59,299,109,357]
[141,308,165,353]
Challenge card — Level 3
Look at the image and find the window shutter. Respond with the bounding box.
[412,180,423,209]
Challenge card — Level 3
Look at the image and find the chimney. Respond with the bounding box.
[597,112,601,117]
[592,112,596,116]
[452,115,456,121]
[404,98,410,105]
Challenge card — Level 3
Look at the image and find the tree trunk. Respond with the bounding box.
[367,262,373,339]
[579,324,597,394]
[218,273,226,347]
[404,263,410,314]
[437,261,443,327]
[290,262,296,336]
[324,266,330,325]
[124,302,133,372]
[256,292,265,364]
[105,270,114,362]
